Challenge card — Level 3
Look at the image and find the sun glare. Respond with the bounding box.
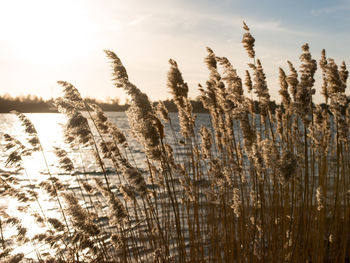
[1,0,98,64]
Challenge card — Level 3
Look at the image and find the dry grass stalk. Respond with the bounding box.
[1,22,350,263]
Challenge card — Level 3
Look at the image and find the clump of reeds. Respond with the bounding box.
[1,22,350,263]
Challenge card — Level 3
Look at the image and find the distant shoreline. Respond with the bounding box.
[0,95,210,113]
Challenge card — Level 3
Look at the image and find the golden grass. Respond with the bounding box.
[1,22,350,262]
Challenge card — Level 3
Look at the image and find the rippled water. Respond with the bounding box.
[0,112,212,173]
[0,112,212,258]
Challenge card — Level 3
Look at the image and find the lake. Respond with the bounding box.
[0,111,212,258]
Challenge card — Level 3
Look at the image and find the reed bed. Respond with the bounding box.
[1,22,350,262]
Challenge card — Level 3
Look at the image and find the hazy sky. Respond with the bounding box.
[0,0,349,103]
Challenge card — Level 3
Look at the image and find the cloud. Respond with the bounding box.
[311,4,350,15]
[128,5,312,39]
[250,20,312,37]
[129,14,153,26]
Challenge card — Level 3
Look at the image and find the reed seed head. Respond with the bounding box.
[242,21,255,59]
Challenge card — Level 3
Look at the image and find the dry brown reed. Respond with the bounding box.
[1,22,350,263]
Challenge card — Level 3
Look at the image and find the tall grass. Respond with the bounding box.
[1,22,350,262]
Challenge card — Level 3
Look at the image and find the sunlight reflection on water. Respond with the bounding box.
[0,112,211,259]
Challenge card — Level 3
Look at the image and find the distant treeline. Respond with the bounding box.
[0,94,293,114]
[0,95,129,113]
[0,95,54,113]
[0,95,210,113]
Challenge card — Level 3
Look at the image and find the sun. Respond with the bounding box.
[1,0,98,64]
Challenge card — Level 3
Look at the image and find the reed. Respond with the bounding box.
[1,22,350,262]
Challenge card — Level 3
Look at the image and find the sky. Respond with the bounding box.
[0,0,349,104]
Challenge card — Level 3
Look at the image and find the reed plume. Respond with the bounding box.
[105,49,162,160]
[242,21,255,59]
[2,22,350,263]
